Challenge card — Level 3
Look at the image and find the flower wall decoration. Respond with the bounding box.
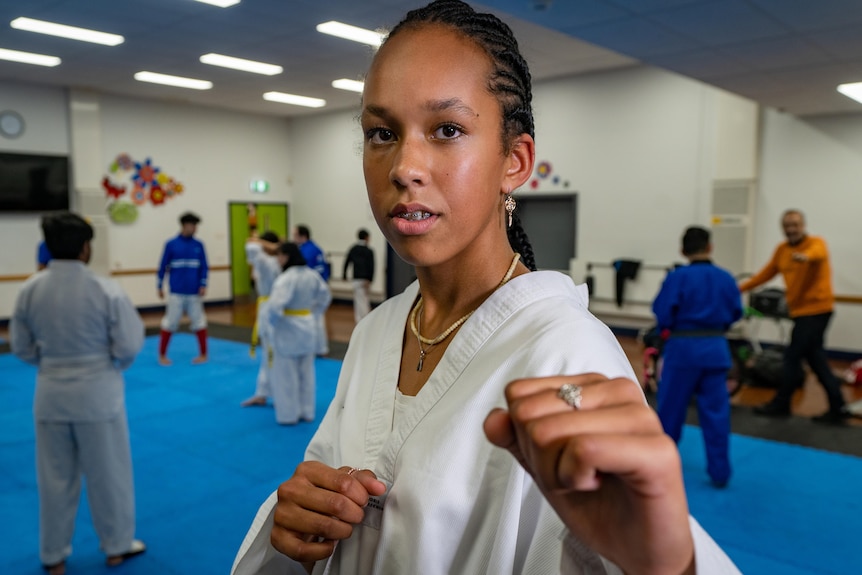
[528,159,570,190]
[102,153,185,223]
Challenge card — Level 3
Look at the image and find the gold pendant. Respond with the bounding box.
[417,350,426,372]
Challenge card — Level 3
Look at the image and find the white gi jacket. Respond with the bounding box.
[245,243,282,298]
[233,271,740,574]
[268,266,332,358]
[11,260,144,421]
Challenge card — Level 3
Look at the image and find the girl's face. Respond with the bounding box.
[277,252,288,268]
[361,24,533,268]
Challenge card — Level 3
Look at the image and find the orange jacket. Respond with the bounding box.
[739,235,834,318]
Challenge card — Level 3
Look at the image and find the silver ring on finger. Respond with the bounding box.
[557,383,583,410]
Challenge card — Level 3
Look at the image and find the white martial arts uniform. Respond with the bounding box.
[246,242,283,398]
[267,265,332,424]
[10,260,145,566]
[232,271,741,574]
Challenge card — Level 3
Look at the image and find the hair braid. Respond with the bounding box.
[385,0,537,268]
[507,212,537,271]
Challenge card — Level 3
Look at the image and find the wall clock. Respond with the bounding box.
[0,110,25,139]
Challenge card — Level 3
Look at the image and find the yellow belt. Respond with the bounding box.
[283,309,311,316]
[250,295,270,356]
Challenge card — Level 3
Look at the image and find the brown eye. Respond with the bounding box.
[433,124,463,140]
[367,128,395,144]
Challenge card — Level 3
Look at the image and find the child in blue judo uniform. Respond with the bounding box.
[652,226,743,487]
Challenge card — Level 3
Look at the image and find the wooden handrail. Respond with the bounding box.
[109,265,230,276]
[0,274,31,283]
[0,265,230,282]
[836,295,862,305]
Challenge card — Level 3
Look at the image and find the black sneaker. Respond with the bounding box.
[753,402,791,417]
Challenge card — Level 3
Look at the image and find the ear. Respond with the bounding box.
[502,133,535,192]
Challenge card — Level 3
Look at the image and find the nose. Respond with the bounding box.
[389,137,427,189]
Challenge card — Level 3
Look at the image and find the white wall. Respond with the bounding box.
[286,108,388,298]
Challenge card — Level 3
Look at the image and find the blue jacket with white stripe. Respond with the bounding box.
[157,234,208,295]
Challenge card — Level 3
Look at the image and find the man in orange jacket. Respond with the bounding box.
[740,209,847,423]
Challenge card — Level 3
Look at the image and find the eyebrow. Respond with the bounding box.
[424,98,477,117]
[362,98,478,120]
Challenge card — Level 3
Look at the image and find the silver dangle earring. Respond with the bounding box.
[504,193,516,228]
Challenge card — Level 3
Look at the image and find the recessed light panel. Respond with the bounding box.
[263,92,326,108]
[10,17,124,46]
[135,71,213,90]
[200,53,282,75]
[0,47,60,66]
[332,79,365,93]
[837,82,862,105]
[316,21,384,47]
[193,0,241,7]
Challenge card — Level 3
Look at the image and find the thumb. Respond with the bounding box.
[484,409,529,472]
[483,408,515,449]
[354,469,387,497]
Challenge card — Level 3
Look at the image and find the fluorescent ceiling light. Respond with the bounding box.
[332,78,365,93]
[263,92,326,108]
[316,21,384,47]
[200,53,282,75]
[837,82,862,105]
[0,47,60,67]
[10,17,124,46]
[193,0,241,7]
[134,71,212,90]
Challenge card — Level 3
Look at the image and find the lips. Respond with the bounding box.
[397,210,432,221]
[390,203,437,235]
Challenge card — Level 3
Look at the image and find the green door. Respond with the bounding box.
[229,202,289,298]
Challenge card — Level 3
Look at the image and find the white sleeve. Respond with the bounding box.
[230,492,307,575]
[690,516,742,574]
[245,242,261,264]
[563,516,741,575]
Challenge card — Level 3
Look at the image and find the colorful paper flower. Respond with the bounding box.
[116,153,133,171]
[150,185,166,205]
[131,183,148,205]
[133,158,160,188]
[536,161,552,178]
[102,176,126,199]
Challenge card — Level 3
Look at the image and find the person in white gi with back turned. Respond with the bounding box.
[266,242,332,425]
[11,212,146,575]
[241,231,284,407]
[231,2,741,573]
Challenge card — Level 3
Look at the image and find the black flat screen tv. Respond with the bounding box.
[0,152,70,212]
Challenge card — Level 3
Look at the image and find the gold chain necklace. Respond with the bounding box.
[410,252,521,371]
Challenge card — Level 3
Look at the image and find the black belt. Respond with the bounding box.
[669,330,726,338]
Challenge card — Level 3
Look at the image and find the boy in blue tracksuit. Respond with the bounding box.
[157,212,209,365]
[652,226,743,487]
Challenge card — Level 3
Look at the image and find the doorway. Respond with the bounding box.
[228,201,289,299]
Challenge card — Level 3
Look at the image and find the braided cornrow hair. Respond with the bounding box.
[384,0,538,271]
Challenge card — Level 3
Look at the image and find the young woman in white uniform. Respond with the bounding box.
[266,242,332,425]
[232,1,741,573]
